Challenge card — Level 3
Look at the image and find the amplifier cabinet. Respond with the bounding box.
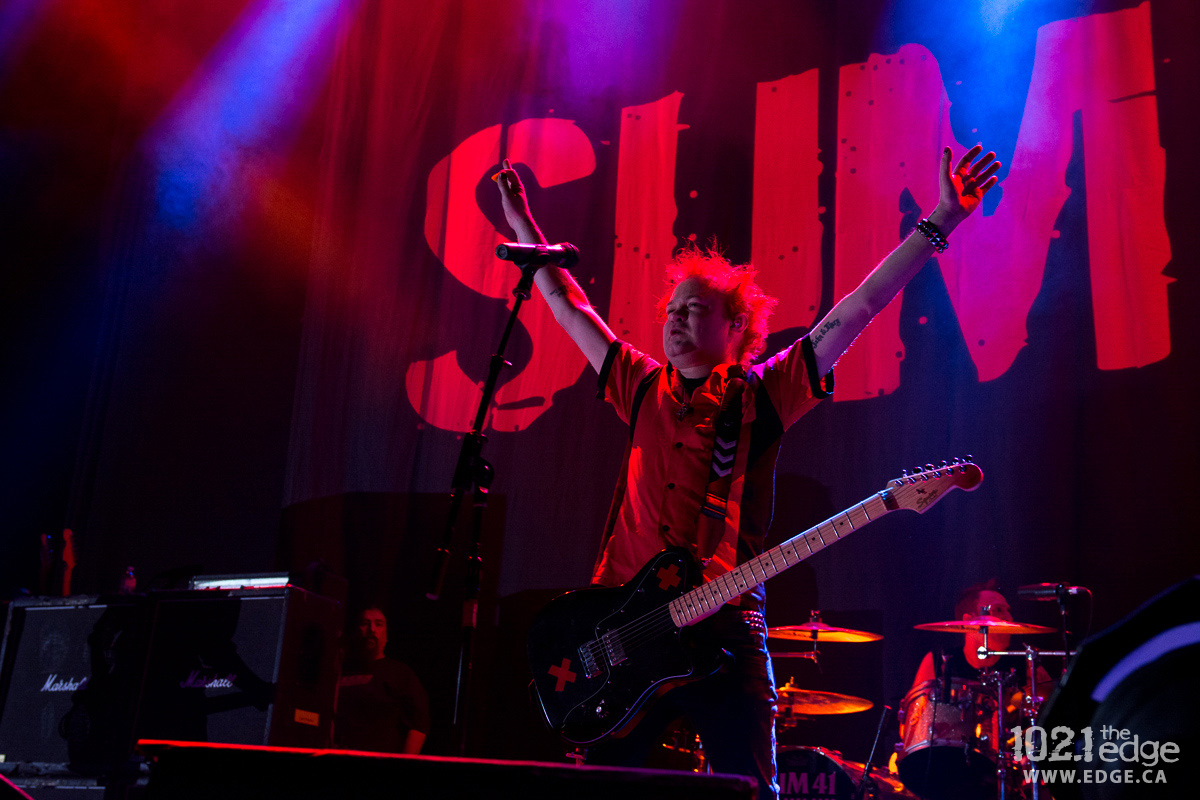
[135,587,340,748]
[0,595,152,772]
[0,587,340,774]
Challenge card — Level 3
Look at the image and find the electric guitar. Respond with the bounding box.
[527,459,983,744]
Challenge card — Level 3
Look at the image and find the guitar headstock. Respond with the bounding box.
[886,457,982,514]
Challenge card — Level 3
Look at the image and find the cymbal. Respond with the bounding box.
[913,616,1056,635]
[777,685,874,715]
[768,622,882,643]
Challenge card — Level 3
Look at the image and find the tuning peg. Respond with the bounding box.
[912,466,923,474]
[966,454,975,462]
[940,460,948,467]
[951,456,961,464]
[900,468,909,476]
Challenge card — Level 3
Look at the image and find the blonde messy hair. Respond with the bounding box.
[656,244,777,364]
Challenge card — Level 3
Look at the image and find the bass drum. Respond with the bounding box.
[777,747,855,800]
[777,747,917,800]
[897,678,998,800]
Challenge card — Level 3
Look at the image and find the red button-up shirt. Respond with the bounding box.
[594,336,833,608]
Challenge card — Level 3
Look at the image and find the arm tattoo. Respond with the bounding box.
[811,317,841,347]
[548,286,569,299]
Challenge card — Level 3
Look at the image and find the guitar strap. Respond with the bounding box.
[592,364,748,581]
[693,367,747,569]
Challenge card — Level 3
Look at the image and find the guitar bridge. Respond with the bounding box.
[578,642,601,678]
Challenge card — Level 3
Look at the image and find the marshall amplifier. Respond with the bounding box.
[135,586,340,748]
[0,595,153,773]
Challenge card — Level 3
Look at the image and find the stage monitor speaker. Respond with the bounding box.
[1037,577,1197,800]
[135,587,340,749]
[0,595,153,773]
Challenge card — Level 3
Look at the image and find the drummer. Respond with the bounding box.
[908,579,1051,704]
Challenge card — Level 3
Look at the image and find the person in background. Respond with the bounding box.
[909,579,1051,695]
[335,606,430,754]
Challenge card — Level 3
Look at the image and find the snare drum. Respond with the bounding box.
[897,678,997,800]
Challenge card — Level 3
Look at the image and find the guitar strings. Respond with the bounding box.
[582,485,949,663]
[598,559,764,656]
[614,500,887,653]
[593,503,884,658]
[596,556,768,655]
[596,538,814,658]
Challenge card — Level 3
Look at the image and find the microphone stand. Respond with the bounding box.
[1055,584,1072,675]
[426,257,543,757]
[855,704,892,800]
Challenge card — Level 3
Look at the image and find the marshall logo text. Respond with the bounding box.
[180,670,237,689]
[41,674,88,692]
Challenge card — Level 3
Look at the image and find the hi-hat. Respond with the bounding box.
[777,683,874,715]
[768,622,882,643]
[913,616,1056,635]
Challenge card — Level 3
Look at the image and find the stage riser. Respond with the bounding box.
[144,746,756,800]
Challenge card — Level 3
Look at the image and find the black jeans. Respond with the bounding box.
[586,605,779,800]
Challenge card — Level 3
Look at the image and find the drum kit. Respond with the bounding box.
[764,610,1074,800]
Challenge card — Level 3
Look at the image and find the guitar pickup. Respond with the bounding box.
[601,630,626,666]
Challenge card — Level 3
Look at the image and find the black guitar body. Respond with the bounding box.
[525,460,984,745]
[527,547,721,744]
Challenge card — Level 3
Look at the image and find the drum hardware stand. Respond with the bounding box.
[977,630,1078,800]
[1052,584,1076,675]
[978,668,1018,800]
[855,704,892,800]
[425,254,548,757]
[799,610,828,667]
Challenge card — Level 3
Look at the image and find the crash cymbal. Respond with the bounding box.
[777,685,874,715]
[768,622,882,643]
[913,616,1056,635]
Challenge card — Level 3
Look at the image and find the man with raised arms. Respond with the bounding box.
[496,144,1000,799]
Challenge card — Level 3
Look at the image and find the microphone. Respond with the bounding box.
[1018,582,1084,601]
[495,242,580,268]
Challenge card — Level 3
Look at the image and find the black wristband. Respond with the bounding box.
[915,218,948,253]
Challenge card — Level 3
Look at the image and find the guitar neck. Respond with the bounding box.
[669,489,897,627]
